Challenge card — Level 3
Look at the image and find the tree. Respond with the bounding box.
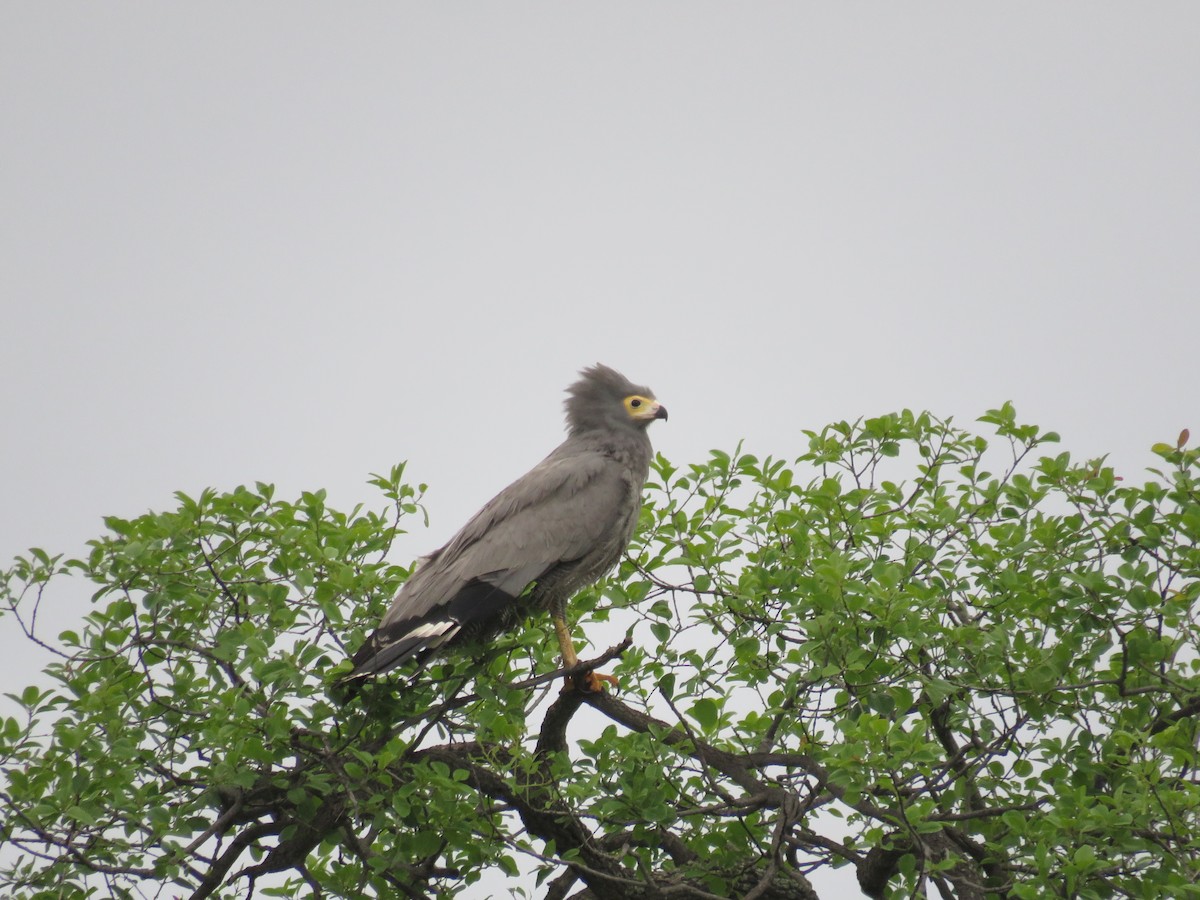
[2,407,1198,899]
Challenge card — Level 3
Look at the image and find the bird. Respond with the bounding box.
[344,364,668,691]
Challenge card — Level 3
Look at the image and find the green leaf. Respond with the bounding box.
[689,698,720,731]
[66,805,97,827]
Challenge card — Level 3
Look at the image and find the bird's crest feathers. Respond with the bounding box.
[564,363,658,436]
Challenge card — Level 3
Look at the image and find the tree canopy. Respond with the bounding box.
[2,407,1199,899]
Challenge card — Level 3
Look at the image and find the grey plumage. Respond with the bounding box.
[346,364,667,682]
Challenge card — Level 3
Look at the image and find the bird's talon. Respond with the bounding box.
[563,670,619,693]
[592,671,619,690]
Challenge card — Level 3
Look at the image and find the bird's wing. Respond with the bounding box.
[347,449,632,678]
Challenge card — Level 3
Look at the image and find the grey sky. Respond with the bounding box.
[2,4,1198,895]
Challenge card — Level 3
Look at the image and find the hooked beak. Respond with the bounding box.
[631,398,668,423]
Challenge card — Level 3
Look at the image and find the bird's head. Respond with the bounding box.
[565,363,668,437]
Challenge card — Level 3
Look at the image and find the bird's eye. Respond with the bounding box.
[630,398,642,408]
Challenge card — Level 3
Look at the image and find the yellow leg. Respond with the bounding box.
[552,613,579,667]
[552,611,617,693]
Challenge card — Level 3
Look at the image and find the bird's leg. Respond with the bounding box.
[552,613,580,668]
[551,604,617,693]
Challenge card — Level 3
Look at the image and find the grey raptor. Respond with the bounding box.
[345,364,667,690]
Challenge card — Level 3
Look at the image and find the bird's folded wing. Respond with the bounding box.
[346,450,631,678]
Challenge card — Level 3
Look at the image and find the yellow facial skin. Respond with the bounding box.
[624,394,668,422]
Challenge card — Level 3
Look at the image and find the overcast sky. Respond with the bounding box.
[2,4,1198,895]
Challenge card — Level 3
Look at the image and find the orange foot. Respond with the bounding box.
[564,670,620,693]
